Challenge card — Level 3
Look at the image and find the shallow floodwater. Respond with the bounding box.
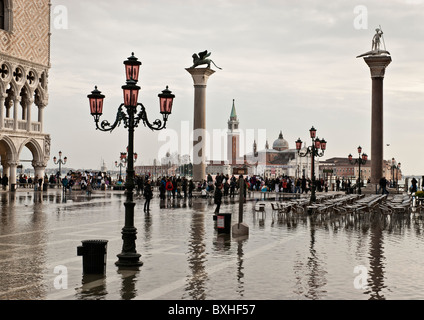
[0,190,423,300]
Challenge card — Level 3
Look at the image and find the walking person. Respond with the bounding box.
[379,176,389,195]
[214,183,223,214]
[143,180,153,212]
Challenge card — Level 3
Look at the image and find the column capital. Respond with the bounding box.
[364,55,392,78]
[7,161,19,167]
[186,67,215,86]
[32,160,47,169]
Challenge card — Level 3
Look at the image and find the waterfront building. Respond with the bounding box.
[0,0,51,190]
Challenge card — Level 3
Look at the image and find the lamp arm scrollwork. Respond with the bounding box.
[95,104,127,132]
[135,103,166,131]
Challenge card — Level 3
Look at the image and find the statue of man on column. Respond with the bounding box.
[372,28,384,51]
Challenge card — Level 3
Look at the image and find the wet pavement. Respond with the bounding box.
[1,188,424,301]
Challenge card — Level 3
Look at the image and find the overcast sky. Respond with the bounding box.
[40,0,424,176]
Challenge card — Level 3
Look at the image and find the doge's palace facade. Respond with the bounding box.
[0,0,51,190]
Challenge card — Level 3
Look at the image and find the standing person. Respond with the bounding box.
[379,176,389,195]
[143,180,153,212]
[86,180,93,197]
[214,183,223,214]
[294,178,301,193]
[182,177,187,198]
[336,178,341,191]
[165,178,173,198]
[229,177,236,198]
[159,177,166,200]
[422,176,424,191]
[61,176,68,193]
[188,179,194,198]
[411,177,418,193]
[2,174,8,190]
[301,176,307,194]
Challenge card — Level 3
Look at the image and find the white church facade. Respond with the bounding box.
[206,99,318,179]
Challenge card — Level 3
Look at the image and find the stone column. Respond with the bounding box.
[38,104,45,132]
[363,55,391,184]
[0,93,6,130]
[186,67,215,182]
[8,161,17,191]
[33,162,46,190]
[26,98,34,132]
[13,97,20,131]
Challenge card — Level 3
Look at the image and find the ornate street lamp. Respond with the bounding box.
[348,146,368,194]
[88,52,175,268]
[295,126,327,204]
[53,151,67,178]
[115,150,138,182]
[390,157,401,188]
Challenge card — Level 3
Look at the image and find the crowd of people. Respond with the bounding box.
[4,170,424,204]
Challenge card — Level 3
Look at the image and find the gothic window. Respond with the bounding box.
[0,0,4,29]
[0,0,12,32]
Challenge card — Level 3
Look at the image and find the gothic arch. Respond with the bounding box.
[20,137,44,163]
[0,135,18,162]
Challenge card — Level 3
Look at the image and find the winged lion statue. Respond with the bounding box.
[190,50,222,70]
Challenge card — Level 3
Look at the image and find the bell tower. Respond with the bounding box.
[227,99,239,165]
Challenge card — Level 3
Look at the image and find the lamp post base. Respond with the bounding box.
[115,252,143,268]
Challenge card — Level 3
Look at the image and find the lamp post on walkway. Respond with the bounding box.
[390,157,401,188]
[87,52,175,268]
[115,153,127,182]
[115,150,138,182]
[348,146,368,194]
[53,151,67,178]
[295,126,327,204]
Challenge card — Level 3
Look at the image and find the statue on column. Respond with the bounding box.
[190,50,222,70]
[372,28,384,51]
[357,26,390,58]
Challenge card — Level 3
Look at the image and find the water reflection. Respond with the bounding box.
[3,190,424,300]
[366,215,386,300]
[0,192,47,299]
[235,238,246,298]
[305,218,327,300]
[118,269,139,300]
[77,274,108,300]
[185,205,207,299]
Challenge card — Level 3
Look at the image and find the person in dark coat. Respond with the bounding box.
[2,174,8,190]
[144,180,153,212]
[214,183,223,213]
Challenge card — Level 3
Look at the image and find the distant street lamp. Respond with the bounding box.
[348,146,368,194]
[390,157,401,188]
[115,150,138,182]
[87,52,175,268]
[53,151,67,178]
[295,126,327,204]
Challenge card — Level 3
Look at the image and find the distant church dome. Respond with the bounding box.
[272,131,289,151]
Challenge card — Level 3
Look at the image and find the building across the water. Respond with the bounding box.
[206,100,318,179]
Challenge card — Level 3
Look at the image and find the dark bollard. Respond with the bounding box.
[77,240,108,274]
[216,213,232,234]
